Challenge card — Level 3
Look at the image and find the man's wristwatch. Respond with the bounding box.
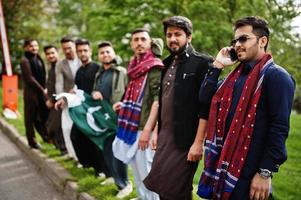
[258,168,273,179]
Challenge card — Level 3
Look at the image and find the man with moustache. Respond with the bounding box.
[55,36,81,160]
[144,16,213,200]
[44,45,67,154]
[112,28,164,199]
[197,16,295,200]
[20,39,50,149]
[55,36,81,94]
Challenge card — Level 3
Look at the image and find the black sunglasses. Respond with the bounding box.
[230,35,257,46]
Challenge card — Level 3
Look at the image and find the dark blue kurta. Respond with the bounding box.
[199,61,295,199]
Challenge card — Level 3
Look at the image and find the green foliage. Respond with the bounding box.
[2,0,300,88]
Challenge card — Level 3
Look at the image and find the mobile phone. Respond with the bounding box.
[229,48,238,61]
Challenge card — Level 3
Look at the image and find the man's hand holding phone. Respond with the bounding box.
[213,47,238,69]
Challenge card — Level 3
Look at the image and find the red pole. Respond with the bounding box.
[0,0,12,76]
[0,0,19,117]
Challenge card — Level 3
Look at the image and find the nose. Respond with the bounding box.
[234,40,241,48]
[169,35,177,42]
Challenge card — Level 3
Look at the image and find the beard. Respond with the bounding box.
[167,42,188,56]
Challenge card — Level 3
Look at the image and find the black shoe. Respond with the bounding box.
[29,142,42,150]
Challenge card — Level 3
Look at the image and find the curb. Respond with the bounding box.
[0,117,96,200]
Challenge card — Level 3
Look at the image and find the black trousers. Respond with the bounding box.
[24,97,49,146]
[103,135,129,189]
[70,125,111,176]
[46,109,66,153]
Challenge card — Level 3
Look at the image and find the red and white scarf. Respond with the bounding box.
[116,50,163,144]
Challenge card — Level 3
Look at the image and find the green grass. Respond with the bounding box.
[271,113,301,199]
[1,84,300,199]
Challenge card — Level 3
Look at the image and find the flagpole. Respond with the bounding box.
[0,0,12,76]
[0,0,19,119]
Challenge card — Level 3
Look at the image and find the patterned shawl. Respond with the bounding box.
[197,54,273,199]
[116,50,163,145]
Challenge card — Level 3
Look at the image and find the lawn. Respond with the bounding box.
[0,84,300,199]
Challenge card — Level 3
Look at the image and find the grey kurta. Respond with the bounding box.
[144,60,198,200]
[46,63,66,152]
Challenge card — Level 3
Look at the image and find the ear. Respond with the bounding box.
[259,36,268,49]
[187,34,192,43]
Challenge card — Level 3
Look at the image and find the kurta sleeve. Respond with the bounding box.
[55,61,64,94]
[198,67,222,119]
[259,68,295,172]
[20,57,45,94]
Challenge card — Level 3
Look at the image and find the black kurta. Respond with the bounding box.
[71,61,111,176]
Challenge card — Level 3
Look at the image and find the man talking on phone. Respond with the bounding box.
[197,16,295,200]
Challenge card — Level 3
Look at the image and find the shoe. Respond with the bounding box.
[100,177,115,186]
[77,163,83,168]
[29,142,42,150]
[96,172,106,179]
[116,182,133,199]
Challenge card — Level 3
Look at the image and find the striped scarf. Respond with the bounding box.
[116,50,163,145]
[197,54,273,199]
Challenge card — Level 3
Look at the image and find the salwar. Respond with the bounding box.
[113,130,159,199]
[129,134,159,200]
[61,108,78,160]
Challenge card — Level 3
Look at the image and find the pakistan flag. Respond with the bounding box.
[56,90,117,150]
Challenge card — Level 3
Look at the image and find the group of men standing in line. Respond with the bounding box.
[20,15,295,200]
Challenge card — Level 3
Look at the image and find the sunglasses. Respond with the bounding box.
[230,35,257,46]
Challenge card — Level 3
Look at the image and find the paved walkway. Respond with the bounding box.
[0,130,64,200]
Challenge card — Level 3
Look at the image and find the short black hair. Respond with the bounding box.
[60,36,74,44]
[98,41,113,49]
[75,38,90,47]
[163,16,193,36]
[23,38,37,48]
[234,16,270,50]
[131,27,150,36]
[43,45,57,53]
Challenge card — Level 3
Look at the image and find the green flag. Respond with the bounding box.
[68,92,117,150]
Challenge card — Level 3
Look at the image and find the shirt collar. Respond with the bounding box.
[242,60,256,74]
